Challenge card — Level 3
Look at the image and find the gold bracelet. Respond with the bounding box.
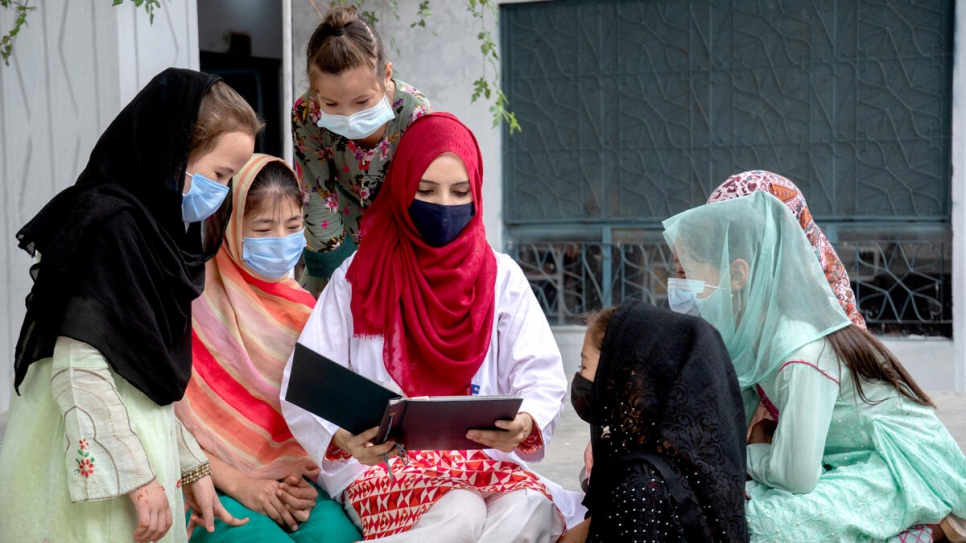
[180,462,211,486]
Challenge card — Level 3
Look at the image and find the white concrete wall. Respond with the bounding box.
[0,0,199,411]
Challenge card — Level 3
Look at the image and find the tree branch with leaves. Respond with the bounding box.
[113,0,163,23]
[0,0,35,65]
[467,0,519,133]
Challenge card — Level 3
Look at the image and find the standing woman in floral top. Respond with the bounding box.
[292,5,431,296]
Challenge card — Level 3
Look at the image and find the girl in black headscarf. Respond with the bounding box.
[0,68,261,543]
[562,298,749,543]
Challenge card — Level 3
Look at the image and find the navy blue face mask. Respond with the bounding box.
[408,199,475,247]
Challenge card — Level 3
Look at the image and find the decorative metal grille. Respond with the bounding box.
[501,0,954,335]
[840,238,952,336]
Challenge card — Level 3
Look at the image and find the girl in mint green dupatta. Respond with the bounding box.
[663,191,966,543]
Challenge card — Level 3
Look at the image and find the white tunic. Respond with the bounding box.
[280,251,586,526]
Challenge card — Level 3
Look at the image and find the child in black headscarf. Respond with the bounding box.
[0,68,261,543]
[562,298,749,543]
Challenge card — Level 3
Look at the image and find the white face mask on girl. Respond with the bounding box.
[667,278,719,316]
[242,230,307,279]
[316,95,394,140]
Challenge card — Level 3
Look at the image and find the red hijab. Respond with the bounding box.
[345,113,497,397]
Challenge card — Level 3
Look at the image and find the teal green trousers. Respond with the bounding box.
[188,483,361,543]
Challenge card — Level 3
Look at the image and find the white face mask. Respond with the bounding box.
[242,230,307,279]
[667,278,718,316]
[316,94,394,140]
[181,171,230,223]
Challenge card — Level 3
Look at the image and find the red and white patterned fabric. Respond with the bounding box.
[344,450,558,540]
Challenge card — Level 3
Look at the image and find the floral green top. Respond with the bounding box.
[292,80,431,294]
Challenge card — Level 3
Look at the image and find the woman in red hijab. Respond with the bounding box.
[281,113,584,541]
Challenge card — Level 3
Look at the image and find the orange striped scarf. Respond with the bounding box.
[175,154,317,480]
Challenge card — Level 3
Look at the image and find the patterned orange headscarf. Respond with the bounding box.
[707,170,866,329]
[176,154,318,479]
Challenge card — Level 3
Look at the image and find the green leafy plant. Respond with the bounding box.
[0,0,35,66]
[411,0,430,28]
[113,0,164,24]
[467,0,519,133]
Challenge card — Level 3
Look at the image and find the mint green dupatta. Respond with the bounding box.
[662,191,851,389]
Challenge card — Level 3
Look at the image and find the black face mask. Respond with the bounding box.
[571,372,595,424]
[408,199,475,247]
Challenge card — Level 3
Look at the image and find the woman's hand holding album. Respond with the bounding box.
[466,412,535,453]
[334,427,399,466]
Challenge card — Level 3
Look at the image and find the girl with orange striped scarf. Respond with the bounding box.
[176,154,361,542]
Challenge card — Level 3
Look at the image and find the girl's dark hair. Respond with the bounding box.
[245,161,302,217]
[584,306,618,351]
[827,325,934,407]
[189,81,264,162]
[306,5,387,80]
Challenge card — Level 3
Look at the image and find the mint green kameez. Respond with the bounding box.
[745,336,966,542]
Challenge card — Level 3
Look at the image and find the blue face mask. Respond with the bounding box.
[408,199,475,248]
[182,172,230,223]
[316,95,395,141]
[242,230,307,279]
[667,278,718,316]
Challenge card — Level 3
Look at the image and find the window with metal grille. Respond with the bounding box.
[501,0,953,336]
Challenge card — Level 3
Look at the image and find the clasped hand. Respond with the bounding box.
[235,472,318,531]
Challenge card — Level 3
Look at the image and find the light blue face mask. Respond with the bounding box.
[316,94,395,140]
[242,230,307,279]
[667,278,719,316]
[182,172,230,223]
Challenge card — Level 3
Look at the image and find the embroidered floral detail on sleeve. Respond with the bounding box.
[74,439,95,478]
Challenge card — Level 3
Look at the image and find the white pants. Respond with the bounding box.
[346,488,564,543]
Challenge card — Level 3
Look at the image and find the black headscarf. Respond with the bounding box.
[587,298,748,541]
[14,67,233,405]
